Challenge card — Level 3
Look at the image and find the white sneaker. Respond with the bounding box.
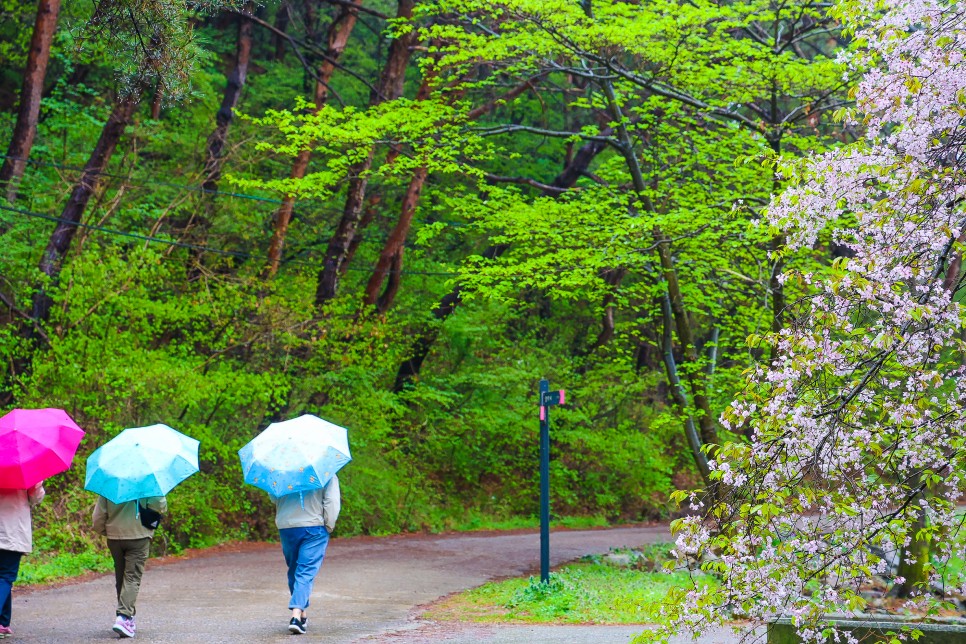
[112,615,136,638]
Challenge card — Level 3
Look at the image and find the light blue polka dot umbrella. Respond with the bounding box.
[238,414,351,498]
[84,424,200,503]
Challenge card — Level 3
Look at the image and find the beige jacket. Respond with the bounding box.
[274,476,340,533]
[0,484,45,553]
[92,497,167,540]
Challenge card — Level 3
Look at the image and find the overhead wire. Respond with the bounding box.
[0,153,468,228]
[0,203,460,277]
[0,154,285,204]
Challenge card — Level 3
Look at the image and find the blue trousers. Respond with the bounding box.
[279,526,330,611]
[0,550,23,628]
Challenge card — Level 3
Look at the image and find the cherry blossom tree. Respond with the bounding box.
[650,0,966,640]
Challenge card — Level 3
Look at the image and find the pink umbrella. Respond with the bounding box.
[0,408,85,489]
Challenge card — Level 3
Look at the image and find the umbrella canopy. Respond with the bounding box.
[85,424,200,504]
[238,414,350,497]
[0,408,85,489]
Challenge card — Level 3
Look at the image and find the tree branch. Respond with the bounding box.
[474,123,618,146]
[483,172,573,194]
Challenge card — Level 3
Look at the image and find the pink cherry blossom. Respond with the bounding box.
[651,0,966,641]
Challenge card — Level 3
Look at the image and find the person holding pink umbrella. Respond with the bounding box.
[0,482,44,638]
[0,407,84,639]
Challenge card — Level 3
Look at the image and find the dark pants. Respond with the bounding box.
[0,549,23,628]
[108,538,151,618]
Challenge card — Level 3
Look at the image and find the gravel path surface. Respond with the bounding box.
[9,526,744,643]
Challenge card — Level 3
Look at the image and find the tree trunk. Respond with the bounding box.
[659,289,712,482]
[768,132,786,362]
[203,1,254,192]
[31,97,137,325]
[342,136,410,273]
[550,132,607,189]
[265,0,361,277]
[365,165,427,311]
[892,501,929,598]
[655,239,719,452]
[343,192,382,270]
[313,0,417,304]
[150,83,163,120]
[392,284,462,392]
[272,2,290,61]
[0,0,61,203]
[600,77,719,475]
[363,75,541,311]
[584,267,626,355]
[303,0,320,46]
[888,245,966,596]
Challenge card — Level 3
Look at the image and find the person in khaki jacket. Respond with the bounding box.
[0,482,44,639]
[274,475,340,635]
[92,496,166,639]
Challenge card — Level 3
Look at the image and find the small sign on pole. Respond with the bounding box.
[539,378,565,584]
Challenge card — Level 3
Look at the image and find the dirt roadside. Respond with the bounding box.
[9,525,742,643]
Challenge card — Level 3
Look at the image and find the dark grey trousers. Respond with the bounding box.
[107,538,151,618]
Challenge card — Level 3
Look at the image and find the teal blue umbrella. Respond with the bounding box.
[85,424,200,503]
[239,414,350,498]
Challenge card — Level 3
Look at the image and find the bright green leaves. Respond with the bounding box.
[232,94,492,199]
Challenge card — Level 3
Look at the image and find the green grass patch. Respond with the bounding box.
[18,549,113,585]
[426,558,716,624]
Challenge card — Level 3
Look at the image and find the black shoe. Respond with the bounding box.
[288,617,306,635]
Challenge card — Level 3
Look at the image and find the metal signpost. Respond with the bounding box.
[538,378,565,583]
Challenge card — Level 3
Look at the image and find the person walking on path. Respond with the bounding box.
[0,482,44,639]
[92,496,167,639]
[275,475,340,635]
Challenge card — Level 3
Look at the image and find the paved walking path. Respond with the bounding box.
[11,526,744,643]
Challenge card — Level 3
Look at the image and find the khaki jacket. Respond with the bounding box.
[0,484,45,553]
[274,476,340,533]
[92,497,167,540]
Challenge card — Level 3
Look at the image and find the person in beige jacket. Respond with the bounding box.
[274,475,340,635]
[92,496,166,639]
[0,482,44,638]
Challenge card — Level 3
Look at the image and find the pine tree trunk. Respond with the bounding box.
[313,0,417,304]
[203,1,254,192]
[149,83,163,120]
[265,0,361,277]
[0,0,61,203]
[273,2,290,61]
[364,165,427,311]
[31,97,137,325]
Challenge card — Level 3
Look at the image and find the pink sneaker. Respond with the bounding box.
[112,615,136,638]
[0,624,12,638]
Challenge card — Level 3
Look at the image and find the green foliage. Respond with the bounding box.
[425,556,718,624]
[18,548,112,585]
[0,0,849,571]
[0,0,34,71]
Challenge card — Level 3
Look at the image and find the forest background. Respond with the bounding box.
[0,0,850,564]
